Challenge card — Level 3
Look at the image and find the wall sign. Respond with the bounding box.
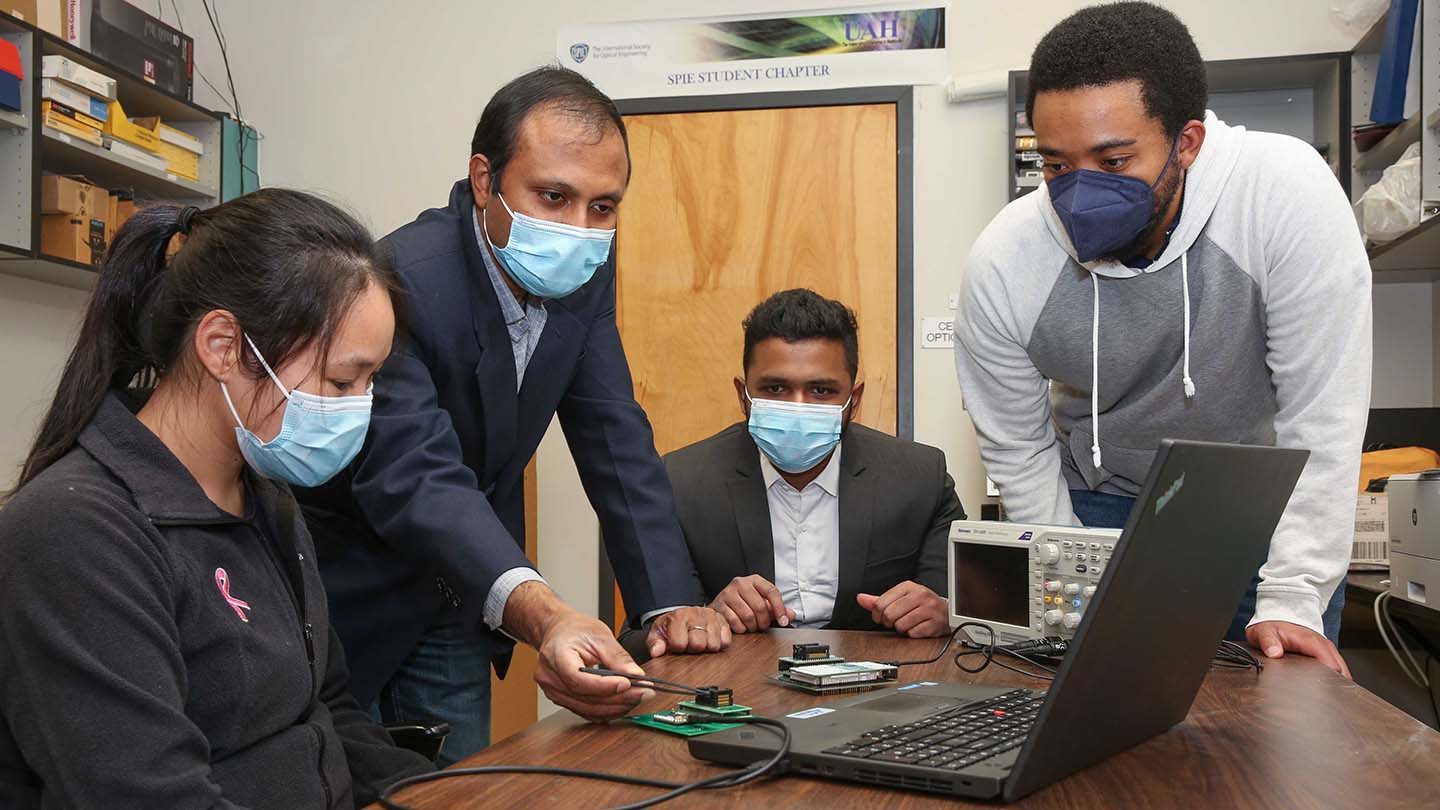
[558,3,948,99]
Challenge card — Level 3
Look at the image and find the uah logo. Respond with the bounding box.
[1017,531,1034,542]
[1155,473,1186,516]
[844,15,902,42]
[570,43,590,64]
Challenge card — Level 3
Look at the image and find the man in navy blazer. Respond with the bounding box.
[297,67,728,765]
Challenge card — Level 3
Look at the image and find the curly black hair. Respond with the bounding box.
[1026,2,1207,137]
[742,289,859,381]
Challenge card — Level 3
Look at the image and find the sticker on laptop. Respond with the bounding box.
[898,681,941,691]
[787,707,836,719]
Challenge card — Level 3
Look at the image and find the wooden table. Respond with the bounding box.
[381,629,1440,809]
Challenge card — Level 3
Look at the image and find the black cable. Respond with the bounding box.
[1212,640,1263,673]
[200,0,241,121]
[161,0,236,115]
[948,622,1057,681]
[375,715,790,810]
[887,621,969,666]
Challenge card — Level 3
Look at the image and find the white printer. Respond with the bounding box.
[1387,470,1440,613]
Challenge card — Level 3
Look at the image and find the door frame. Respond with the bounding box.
[602,87,916,629]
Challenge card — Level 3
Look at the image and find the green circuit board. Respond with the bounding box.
[629,712,744,737]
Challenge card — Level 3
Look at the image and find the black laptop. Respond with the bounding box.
[688,440,1309,801]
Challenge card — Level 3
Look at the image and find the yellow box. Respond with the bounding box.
[150,138,200,181]
[43,111,102,146]
[129,117,202,181]
[102,98,161,153]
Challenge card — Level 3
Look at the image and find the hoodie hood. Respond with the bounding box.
[1035,111,1246,471]
[1038,110,1247,279]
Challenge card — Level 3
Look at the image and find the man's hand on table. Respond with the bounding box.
[1246,620,1352,679]
[646,606,732,658]
[857,580,950,638]
[506,581,654,721]
[711,575,796,633]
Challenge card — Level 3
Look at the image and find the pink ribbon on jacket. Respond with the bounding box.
[215,567,252,623]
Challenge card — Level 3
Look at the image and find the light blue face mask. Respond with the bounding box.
[746,392,851,474]
[220,334,373,488]
[483,193,615,299]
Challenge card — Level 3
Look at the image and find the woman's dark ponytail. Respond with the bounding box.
[12,188,401,494]
[15,205,189,491]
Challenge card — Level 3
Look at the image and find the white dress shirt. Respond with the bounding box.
[760,444,843,628]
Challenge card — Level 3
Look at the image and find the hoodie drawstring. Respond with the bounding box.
[1089,250,1196,473]
[1090,272,1102,471]
[1181,251,1196,399]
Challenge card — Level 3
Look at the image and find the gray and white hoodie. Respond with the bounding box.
[954,111,1372,634]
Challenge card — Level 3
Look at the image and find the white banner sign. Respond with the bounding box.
[557,4,948,99]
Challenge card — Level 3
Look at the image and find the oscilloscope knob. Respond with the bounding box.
[1038,543,1061,565]
[1062,612,1082,630]
[1044,609,1064,626]
[1043,580,1062,594]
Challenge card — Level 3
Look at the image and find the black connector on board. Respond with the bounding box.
[793,643,831,660]
[695,686,734,708]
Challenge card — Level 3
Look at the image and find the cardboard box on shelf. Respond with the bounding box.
[40,77,109,121]
[102,97,160,152]
[1,1,38,24]
[57,0,87,49]
[113,188,134,228]
[41,213,105,266]
[131,117,202,154]
[131,116,202,180]
[103,187,118,247]
[42,99,102,130]
[41,174,98,216]
[41,110,103,145]
[41,54,115,100]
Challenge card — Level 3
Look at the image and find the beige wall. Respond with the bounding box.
[0,275,89,489]
[0,3,1391,714]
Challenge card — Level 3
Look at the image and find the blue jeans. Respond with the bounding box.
[1068,489,1344,646]
[371,613,492,767]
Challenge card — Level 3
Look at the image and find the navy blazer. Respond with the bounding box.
[297,180,704,705]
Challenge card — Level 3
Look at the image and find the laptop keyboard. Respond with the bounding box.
[820,689,1046,772]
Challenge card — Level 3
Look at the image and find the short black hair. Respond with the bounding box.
[1026,2,1207,137]
[470,66,631,189]
[742,289,860,380]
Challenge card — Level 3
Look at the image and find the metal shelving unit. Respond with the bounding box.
[40,127,217,199]
[0,107,25,131]
[0,10,223,289]
[1352,0,1438,284]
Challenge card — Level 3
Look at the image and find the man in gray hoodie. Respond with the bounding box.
[954,2,1369,677]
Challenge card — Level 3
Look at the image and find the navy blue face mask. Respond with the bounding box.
[1047,134,1182,263]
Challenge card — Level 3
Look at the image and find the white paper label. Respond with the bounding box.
[921,316,955,349]
[786,707,836,719]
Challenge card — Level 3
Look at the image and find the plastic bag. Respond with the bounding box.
[1331,0,1390,28]
[1355,142,1423,243]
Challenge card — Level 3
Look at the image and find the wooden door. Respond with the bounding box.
[613,103,900,625]
[489,458,538,742]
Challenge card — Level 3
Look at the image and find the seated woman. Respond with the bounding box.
[0,190,434,809]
